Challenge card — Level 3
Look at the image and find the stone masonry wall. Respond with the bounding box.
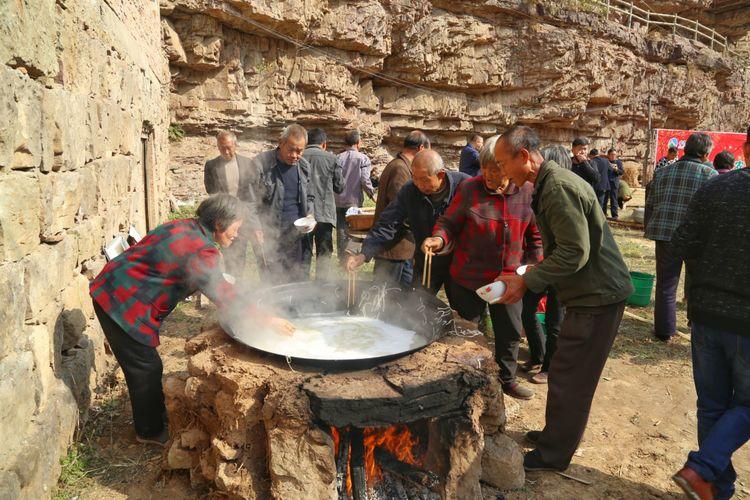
[0,0,169,497]
[163,0,750,201]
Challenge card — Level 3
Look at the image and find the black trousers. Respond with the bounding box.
[606,185,619,218]
[335,207,350,264]
[413,252,451,295]
[522,288,565,371]
[595,190,608,212]
[93,302,165,438]
[449,281,523,386]
[309,222,334,280]
[537,301,624,468]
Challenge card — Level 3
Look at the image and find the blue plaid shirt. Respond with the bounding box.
[645,156,717,242]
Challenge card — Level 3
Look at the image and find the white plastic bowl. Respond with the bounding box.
[294,216,317,234]
[476,281,507,304]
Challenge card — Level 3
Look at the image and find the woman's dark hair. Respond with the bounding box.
[713,150,735,171]
[196,194,243,231]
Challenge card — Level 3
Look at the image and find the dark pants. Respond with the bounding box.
[260,224,310,284]
[93,302,165,439]
[336,207,350,264]
[595,191,607,212]
[373,257,414,289]
[606,185,619,218]
[522,288,565,370]
[687,322,750,499]
[413,252,451,295]
[655,240,683,338]
[223,234,248,278]
[309,222,334,280]
[536,301,624,468]
[449,282,523,386]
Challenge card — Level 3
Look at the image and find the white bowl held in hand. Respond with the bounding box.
[476,281,507,304]
[294,216,317,234]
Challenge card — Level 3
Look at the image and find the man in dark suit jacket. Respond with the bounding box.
[203,131,261,278]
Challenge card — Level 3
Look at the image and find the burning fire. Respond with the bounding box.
[332,424,423,493]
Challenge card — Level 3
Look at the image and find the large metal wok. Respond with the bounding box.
[220,280,454,369]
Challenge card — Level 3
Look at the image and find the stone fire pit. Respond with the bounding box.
[163,322,525,499]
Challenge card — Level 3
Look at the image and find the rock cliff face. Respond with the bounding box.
[162,0,750,199]
[0,0,169,496]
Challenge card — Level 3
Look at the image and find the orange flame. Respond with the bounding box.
[332,424,423,494]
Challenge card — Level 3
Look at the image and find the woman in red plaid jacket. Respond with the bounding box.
[90,194,294,445]
[423,136,542,401]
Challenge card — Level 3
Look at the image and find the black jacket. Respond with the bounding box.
[671,168,750,336]
[248,149,314,228]
[362,171,469,266]
[571,158,600,188]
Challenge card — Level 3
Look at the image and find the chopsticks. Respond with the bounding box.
[422,249,434,289]
[347,270,357,310]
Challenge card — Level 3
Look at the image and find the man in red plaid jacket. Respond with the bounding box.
[90,195,294,445]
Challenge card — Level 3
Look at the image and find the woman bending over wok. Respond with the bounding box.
[89,194,295,445]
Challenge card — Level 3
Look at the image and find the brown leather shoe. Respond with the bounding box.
[672,466,714,500]
[503,382,534,400]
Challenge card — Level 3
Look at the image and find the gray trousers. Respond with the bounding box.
[536,301,625,468]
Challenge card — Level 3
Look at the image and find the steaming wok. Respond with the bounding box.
[220,280,454,369]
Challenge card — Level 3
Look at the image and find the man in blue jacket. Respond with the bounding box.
[458,134,484,177]
[347,150,469,294]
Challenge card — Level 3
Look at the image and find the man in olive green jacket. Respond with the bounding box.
[494,125,633,472]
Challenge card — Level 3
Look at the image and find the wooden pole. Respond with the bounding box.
[694,18,699,41]
[644,95,653,184]
[672,14,677,35]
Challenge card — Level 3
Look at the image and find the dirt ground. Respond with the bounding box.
[54,226,750,500]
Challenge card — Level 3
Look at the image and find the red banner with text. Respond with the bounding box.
[654,129,747,169]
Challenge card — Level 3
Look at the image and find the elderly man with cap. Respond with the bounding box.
[346,150,469,294]
[203,130,261,278]
[247,124,315,283]
[493,125,633,472]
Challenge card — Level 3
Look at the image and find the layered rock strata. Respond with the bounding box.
[162,0,750,199]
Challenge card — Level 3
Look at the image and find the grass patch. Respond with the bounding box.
[54,443,93,499]
[168,201,197,221]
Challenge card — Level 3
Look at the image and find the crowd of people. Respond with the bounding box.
[89,120,750,499]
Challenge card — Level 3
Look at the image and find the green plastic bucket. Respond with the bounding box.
[626,271,654,307]
[536,312,546,334]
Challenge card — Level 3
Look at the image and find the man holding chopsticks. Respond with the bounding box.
[422,135,542,401]
[346,150,468,295]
